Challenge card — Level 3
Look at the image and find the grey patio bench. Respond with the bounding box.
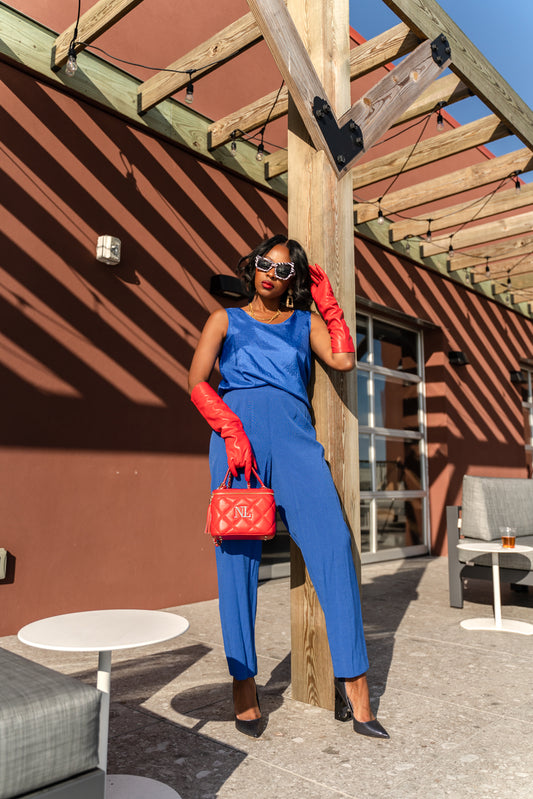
[446,475,533,608]
[0,647,105,799]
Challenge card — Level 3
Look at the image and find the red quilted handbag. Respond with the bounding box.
[205,468,276,545]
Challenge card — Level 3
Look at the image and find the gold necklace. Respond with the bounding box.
[248,302,281,324]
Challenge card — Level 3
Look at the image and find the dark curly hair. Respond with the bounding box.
[237,233,313,310]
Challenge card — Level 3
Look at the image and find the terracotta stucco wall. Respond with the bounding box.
[0,63,287,634]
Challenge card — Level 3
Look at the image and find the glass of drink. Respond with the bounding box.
[499,526,516,548]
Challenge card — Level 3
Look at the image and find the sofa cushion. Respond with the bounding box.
[0,648,100,799]
[461,475,533,541]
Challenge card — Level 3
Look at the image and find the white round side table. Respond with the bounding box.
[457,541,533,635]
[19,609,189,797]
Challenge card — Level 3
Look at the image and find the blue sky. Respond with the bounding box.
[349,1,533,159]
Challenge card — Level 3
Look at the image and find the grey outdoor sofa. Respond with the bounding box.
[447,475,533,608]
[0,647,104,799]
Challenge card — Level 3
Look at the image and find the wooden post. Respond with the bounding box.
[288,0,360,710]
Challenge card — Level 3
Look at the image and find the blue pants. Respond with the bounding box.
[209,386,369,680]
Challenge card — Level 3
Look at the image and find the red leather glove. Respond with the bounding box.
[191,382,256,480]
[308,263,355,353]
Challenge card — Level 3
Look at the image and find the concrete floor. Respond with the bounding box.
[2,556,533,798]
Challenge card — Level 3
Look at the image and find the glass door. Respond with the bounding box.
[357,315,429,563]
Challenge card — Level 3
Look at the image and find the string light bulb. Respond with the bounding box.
[426,219,432,243]
[507,270,512,288]
[448,237,454,259]
[377,198,384,225]
[185,78,194,104]
[256,142,265,162]
[485,257,490,278]
[514,173,521,192]
[436,110,444,131]
[65,43,78,76]
[229,131,238,157]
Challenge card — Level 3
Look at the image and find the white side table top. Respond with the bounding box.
[457,541,533,554]
[18,609,189,652]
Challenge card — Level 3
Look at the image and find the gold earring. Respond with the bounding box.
[285,288,294,309]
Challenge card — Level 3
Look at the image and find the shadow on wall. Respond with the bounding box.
[0,64,286,454]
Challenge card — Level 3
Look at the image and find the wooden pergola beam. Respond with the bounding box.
[448,235,533,271]
[383,0,533,150]
[137,12,262,114]
[421,211,533,257]
[354,147,533,222]
[390,181,533,241]
[246,0,449,178]
[51,0,143,71]
[392,72,469,127]
[352,114,509,190]
[208,21,422,150]
[265,73,469,181]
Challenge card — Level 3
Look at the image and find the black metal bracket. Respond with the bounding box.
[312,96,364,172]
[430,34,451,66]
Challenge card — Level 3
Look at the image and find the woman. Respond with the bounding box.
[188,234,389,740]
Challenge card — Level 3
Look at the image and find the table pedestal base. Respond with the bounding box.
[107,775,182,797]
[460,617,533,635]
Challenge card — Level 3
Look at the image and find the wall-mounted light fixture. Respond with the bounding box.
[209,274,248,299]
[448,351,469,367]
[510,370,526,384]
[96,236,121,264]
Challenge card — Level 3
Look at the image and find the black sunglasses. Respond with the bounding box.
[255,255,295,281]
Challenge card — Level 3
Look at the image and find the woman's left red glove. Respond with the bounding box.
[308,263,355,353]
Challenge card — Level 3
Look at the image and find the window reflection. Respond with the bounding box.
[356,317,369,363]
[373,320,418,374]
[359,434,371,491]
[375,437,421,491]
[357,372,370,426]
[376,497,423,549]
[360,500,370,553]
[374,375,419,430]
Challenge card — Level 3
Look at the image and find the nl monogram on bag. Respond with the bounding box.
[234,505,253,519]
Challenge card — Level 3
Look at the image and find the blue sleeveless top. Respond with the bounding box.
[218,308,312,406]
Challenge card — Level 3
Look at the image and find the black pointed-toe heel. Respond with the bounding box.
[334,678,390,740]
[234,690,262,738]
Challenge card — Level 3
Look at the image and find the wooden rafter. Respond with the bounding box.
[473,258,533,284]
[208,21,422,150]
[51,0,143,70]
[352,114,509,190]
[390,182,533,240]
[383,0,533,149]
[494,273,533,294]
[265,73,470,180]
[421,211,533,257]
[137,12,262,114]
[448,236,533,271]
[349,22,421,76]
[355,148,533,222]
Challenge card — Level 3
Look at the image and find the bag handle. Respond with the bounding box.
[220,467,268,490]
